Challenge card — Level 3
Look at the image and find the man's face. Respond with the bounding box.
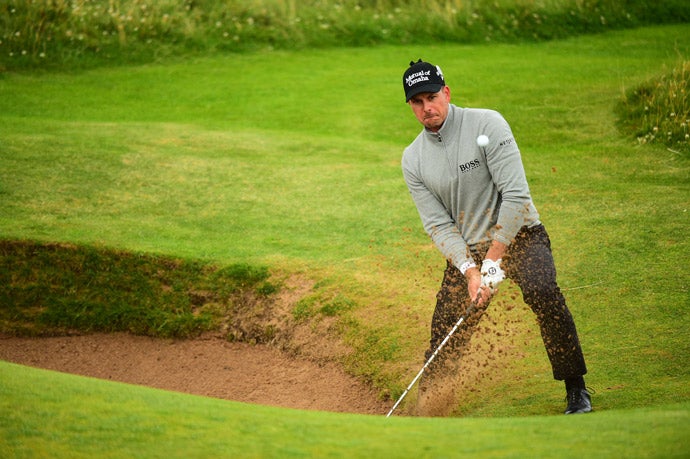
[408,86,451,132]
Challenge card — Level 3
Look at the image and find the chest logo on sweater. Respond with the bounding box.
[459,159,481,173]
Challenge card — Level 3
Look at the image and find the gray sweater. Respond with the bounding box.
[402,104,540,270]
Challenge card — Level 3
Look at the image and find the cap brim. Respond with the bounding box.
[405,83,444,102]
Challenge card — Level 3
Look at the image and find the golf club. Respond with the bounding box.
[386,294,481,417]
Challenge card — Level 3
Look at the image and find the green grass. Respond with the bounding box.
[1,23,689,456]
[616,60,690,152]
[1,362,688,458]
[0,240,277,338]
[3,0,689,71]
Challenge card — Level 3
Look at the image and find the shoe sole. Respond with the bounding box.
[565,407,592,414]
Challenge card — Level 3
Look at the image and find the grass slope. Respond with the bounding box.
[0,240,277,339]
[1,361,688,458]
[0,24,689,451]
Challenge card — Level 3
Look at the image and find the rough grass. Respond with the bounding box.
[0,240,278,339]
[2,0,690,71]
[616,60,690,153]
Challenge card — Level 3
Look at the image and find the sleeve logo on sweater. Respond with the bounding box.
[459,159,481,173]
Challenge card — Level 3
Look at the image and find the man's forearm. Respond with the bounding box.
[485,240,507,262]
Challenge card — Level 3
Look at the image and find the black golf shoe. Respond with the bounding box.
[564,388,592,414]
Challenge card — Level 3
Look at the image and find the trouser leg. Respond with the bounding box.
[424,224,587,381]
[504,225,588,380]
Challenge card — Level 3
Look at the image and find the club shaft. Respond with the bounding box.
[386,301,477,417]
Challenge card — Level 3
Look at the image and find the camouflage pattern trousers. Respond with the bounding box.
[426,224,588,381]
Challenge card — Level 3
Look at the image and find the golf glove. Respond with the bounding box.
[480,259,505,293]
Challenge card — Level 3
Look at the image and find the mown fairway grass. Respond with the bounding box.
[1,362,688,458]
[1,24,689,456]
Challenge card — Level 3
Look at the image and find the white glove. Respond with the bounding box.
[481,259,505,293]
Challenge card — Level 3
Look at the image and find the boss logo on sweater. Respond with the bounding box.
[459,159,481,173]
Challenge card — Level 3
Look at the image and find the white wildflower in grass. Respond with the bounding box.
[618,60,689,152]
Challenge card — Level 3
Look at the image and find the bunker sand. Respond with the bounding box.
[0,332,389,415]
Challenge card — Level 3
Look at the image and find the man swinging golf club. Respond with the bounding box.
[398,59,592,415]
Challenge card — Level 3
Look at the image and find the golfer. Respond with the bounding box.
[401,59,591,415]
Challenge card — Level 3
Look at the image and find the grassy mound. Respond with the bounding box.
[616,60,690,154]
[0,240,277,339]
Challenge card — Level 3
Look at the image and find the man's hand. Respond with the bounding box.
[465,267,490,305]
[480,258,505,294]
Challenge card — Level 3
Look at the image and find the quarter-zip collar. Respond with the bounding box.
[423,104,459,144]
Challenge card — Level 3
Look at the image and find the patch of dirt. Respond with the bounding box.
[0,332,390,415]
